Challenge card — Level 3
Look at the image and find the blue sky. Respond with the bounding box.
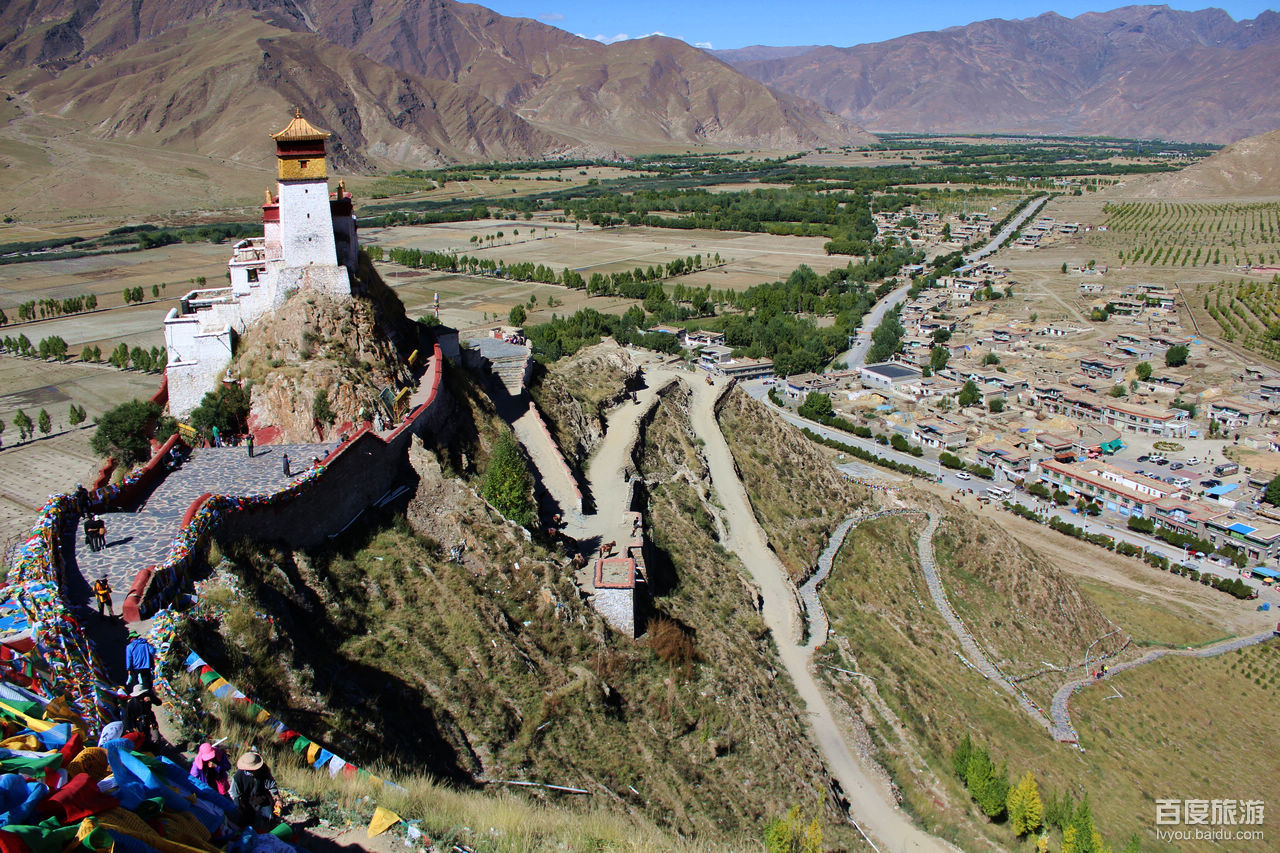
[477,2,1276,50]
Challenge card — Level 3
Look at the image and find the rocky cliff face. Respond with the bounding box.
[234,257,421,442]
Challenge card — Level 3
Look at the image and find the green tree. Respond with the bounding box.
[13,410,33,442]
[1166,344,1189,367]
[798,392,833,420]
[983,350,1000,365]
[958,380,981,407]
[764,805,822,853]
[866,311,905,363]
[1263,475,1280,507]
[1135,361,1153,381]
[508,304,527,325]
[481,431,535,527]
[37,408,51,435]
[988,398,1005,413]
[69,404,86,426]
[1008,771,1043,837]
[90,399,160,466]
[930,345,950,373]
[1110,384,1126,398]
[1061,262,1068,273]
[189,384,251,439]
[312,389,336,425]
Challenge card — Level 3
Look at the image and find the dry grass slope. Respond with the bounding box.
[816,511,1280,851]
[530,340,640,473]
[716,387,870,579]
[176,371,857,846]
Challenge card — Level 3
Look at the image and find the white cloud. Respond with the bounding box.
[694,41,713,49]
[538,13,565,22]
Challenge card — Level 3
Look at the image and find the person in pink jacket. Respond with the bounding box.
[189,741,232,795]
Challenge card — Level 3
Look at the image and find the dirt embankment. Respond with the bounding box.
[532,340,641,471]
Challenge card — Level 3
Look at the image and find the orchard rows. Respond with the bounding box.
[1197,277,1280,360]
[1097,202,1280,268]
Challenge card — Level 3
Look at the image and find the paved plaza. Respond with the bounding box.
[69,442,335,611]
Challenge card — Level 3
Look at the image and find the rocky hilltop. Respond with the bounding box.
[722,5,1280,144]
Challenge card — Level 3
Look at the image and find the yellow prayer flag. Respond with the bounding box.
[366,806,401,838]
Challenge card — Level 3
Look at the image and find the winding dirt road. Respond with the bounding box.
[510,370,954,850]
[685,378,954,853]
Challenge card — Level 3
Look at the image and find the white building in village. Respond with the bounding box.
[164,112,359,417]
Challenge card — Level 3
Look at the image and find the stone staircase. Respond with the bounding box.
[463,336,531,396]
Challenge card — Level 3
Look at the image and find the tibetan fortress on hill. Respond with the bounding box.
[163,113,359,417]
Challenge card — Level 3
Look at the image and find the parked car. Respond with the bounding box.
[1170,462,1184,470]
[1154,458,1170,466]
[1187,456,1200,465]
[1201,478,1221,487]
[1137,455,1151,462]
[956,471,972,480]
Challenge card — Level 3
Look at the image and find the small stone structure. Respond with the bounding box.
[590,510,648,637]
[164,112,358,417]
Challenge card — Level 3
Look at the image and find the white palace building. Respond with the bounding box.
[164,112,360,417]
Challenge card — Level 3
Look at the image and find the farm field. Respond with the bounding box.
[1093,201,1280,268]
[0,356,160,546]
[367,218,855,329]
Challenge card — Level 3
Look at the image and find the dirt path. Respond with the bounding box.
[1049,630,1275,742]
[511,406,582,517]
[685,377,954,853]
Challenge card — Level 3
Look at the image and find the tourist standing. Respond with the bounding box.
[282,452,290,477]
[83,513,98,553]
[124,631,156,692]
[246,432,254,457]
[211,425,222,447]
[92,575,114,618]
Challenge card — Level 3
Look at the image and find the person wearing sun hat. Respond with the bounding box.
[190,739,232,795]
[230,747,281,829]
[122,683,159,748]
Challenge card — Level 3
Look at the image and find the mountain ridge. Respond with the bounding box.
[722,5,1280,144]
[0,0,868,173]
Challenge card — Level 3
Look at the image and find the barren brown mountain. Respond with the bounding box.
[0,0,867,169]
[722,5,1280,144]
[1127,127,1280,198]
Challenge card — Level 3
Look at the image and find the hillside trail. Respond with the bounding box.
[683,377,955,853]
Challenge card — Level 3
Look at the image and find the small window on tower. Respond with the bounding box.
[299,160,309,169]
[247,268,259,283]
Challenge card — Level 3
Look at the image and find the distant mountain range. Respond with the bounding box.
[718,5,1280,144]
[0,0,866,178]
[1,0,1276,212]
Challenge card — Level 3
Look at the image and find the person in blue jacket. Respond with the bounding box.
[125,631,156,692]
